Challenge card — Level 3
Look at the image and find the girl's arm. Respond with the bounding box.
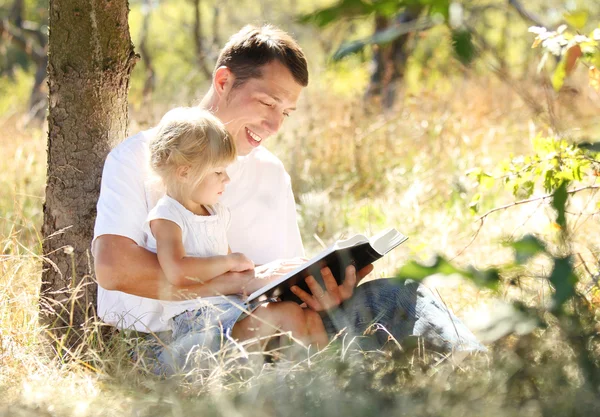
[151,219,254,287]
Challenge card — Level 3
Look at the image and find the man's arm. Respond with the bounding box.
[94,234,256,300]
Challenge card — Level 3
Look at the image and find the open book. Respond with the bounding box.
[246,228,408,305]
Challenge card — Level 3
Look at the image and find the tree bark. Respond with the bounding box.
[40,0,137,345]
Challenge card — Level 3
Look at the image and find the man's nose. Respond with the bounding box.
[264,112,284,134]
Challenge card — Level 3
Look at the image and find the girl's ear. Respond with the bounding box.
[176,165,190,183]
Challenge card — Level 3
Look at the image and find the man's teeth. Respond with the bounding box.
[247,129,262,142]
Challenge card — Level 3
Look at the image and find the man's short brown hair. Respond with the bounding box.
[215,25,309,89]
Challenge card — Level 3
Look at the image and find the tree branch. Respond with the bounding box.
[0,18,46,62]
[507,0,546,27]
[477,185,600,222]
[452,185,600,260]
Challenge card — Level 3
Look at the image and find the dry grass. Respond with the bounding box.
[2,74,600,416]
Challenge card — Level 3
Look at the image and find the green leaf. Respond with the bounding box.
[451,29,476,65]
[479,172,495,189]
[576,141,600,153]
[428,0,450,21]
[298,0,406,27]
[552,57,568,91]
[543,169,556,193]
[465,266,501,290]
[332,21,426,61]
[551,181,569,229]
[508,234,547,265]
[396,255,499,290]
[476,301,542,344]
[515,180,535,199]
[396,256,461,281]
[549,256,578,312]
[564,10,589,30]
[297,0,372,27]
[332,40,368,61]
[469,193,481,215]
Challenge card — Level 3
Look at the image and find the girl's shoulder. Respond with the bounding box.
[148,195,187,228]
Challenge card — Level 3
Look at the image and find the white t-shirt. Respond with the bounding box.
[94,129,304,332]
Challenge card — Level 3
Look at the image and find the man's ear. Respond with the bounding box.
[213,66,235,99]
[176,165,191,182]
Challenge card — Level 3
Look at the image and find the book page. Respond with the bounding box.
[370,228,408,255]
[332,234,368,250]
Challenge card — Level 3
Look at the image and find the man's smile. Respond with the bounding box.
[245,127,263,147]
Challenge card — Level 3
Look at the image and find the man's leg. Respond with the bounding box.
[320,278,485,352]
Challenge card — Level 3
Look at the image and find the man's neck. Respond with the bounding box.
[199,87,218,112]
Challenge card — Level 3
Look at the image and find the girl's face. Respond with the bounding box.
[178,165,231,214]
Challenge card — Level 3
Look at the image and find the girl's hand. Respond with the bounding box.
[229,252,255,272]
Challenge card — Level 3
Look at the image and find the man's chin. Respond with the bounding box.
[236,142,257,156]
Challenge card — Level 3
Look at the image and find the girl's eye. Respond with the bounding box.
[260,100,274,108]
[215,171,222,175]
[283,112,290,118]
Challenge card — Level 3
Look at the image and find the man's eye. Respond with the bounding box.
[283,112,290,118]
[260,100,274,108]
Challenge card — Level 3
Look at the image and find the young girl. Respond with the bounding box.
[145,107,326,372]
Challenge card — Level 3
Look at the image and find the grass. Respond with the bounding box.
[2,68,600,416]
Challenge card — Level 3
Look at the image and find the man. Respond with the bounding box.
[93,25,483,366]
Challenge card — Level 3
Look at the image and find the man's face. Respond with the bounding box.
[215,60,304,156]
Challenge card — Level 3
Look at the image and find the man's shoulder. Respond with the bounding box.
[109,128,156,160]
[248,146,287,173]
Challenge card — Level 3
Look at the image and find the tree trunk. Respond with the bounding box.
[40,0,137,346]
[191,0,212,79]
[139,0,156,104]
[364,7,423,108]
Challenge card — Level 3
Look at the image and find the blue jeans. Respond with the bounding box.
[320,278,485,352]
[136,298,247,376]
[135,278,484,375]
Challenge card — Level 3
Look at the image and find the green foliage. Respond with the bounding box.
[397,255,500,290]
[450,28,476,65]
[468,135,595,213]
[530,14,600,92]
[299,0,476,67]
[508,234,546,265]
[0,0,48,75]
[551,180,568,230]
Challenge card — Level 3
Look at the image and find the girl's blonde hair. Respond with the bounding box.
[149,108,236,197]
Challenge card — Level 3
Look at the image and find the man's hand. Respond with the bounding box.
[290,264,374,312]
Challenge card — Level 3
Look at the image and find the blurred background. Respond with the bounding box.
[2,2,600,414]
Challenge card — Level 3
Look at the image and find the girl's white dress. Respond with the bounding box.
[143,195,247,368]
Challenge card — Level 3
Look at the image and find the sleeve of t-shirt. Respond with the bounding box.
[93,145,148,249]
[144,198,185,239]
